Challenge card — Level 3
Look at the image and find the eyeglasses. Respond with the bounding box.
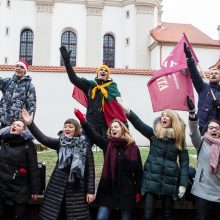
[208,126,220,131]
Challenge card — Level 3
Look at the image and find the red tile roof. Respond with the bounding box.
[151,22,220,47]
[0,65,154,76]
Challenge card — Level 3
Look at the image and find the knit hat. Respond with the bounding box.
[16,60,29,72]
[96,65,110,77]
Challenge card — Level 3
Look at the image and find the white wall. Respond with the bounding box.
[0,70,195,146]
[0,0,36,64]
[51,3,87,66]
[151,44,220,70]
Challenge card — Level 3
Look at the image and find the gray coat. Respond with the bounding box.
[189,119,220,202]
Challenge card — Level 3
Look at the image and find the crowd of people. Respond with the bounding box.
[0,43,219,220]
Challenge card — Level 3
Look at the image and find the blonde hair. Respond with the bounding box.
[155,109,186,150]
[107,119,133,145]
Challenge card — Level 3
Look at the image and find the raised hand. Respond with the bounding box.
[187,96,195,114]
[116,97,131,115]
[184,42,192,59]
[59,46,71,64]
[21,108,33,125]
[74,108,86,123]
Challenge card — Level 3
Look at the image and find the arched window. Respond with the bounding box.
[103,34,115,68]
[19,29,33,65]
[61,31,77,66]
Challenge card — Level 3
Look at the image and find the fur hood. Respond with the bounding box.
[0,126,33,140]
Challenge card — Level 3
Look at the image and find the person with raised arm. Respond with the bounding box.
[187,96,220,220]
[21,109,95,220]
[74,108,143,220]
[117,97,189,220]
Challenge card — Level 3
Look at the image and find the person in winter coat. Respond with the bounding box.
[74,109,143,220]
[21,108,95,220]
[60,46,127,138]
[187,96,220,220]
[0,60,36,128]
[184,43,220,134]
[117,97,189,220]
[0,119,40,220]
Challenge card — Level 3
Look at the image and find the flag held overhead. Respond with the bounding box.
[148,34,197,112]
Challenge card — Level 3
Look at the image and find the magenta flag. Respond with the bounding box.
[72,86,87,107]
[148,33,198,112]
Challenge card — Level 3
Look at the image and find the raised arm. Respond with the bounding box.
[184,43,205,93]
[187,96,202,150]
[116,97,154,139]
[74,108,108,151]
[22,109,60,150]
[60,46,89,93]
[0,77,11,92]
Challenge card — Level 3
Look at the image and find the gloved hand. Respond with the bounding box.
[178,186,186,198]
[136,193,141,202]
[116,97,131,115]
[187,96,195,114]
[184,42,192,59]
[213,100,220,112]
[74,108,86,123]
[60,46,71,64]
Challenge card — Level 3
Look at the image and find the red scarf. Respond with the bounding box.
[102,137,138,180]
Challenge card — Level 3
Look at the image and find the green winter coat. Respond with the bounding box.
[128,111,189,200]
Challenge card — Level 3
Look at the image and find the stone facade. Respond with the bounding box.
[0,0,162,68]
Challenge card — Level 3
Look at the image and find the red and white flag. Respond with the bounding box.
[148,33,198,112]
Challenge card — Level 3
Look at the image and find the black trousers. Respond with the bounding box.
[143,192,174,220]
[0,202,28,220]
[195,196,220,220]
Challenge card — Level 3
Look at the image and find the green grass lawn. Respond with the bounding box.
[37,146,197,187]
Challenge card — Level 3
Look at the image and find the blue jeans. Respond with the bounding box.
[96,206,133,220]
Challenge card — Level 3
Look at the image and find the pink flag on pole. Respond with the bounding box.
[148,33,198,112]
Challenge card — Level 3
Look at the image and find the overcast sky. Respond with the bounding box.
[161,0,220,40]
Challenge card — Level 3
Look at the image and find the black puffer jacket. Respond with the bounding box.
[0,129,40,204]
[28,122,95,220]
